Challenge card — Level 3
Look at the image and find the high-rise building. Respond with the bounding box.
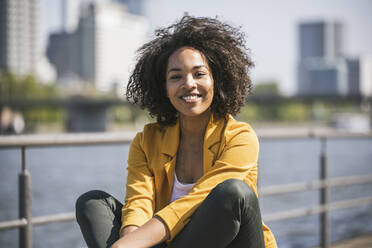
[304,57,348,95]
[299,21,344,60]
[297,20,372,97]
[0,0,40,76]
[47,31,80,79]
[0,0,56,82]
[0,1,7,69]
[297,20,347,96]
[347,58,361,95]
[47,1,148,94]
[346,57,372,96]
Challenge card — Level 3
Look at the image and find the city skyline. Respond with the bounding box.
[46,1,148,95]
[42,0,372,95]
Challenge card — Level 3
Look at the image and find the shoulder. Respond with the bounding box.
[223,115,258,146]
[218,115,259,152]
[131,122,164,145]
[131,122,175,154]
[142,122,164,137]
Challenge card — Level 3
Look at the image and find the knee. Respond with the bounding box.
[75,190,110,220]
[213,179,258,208]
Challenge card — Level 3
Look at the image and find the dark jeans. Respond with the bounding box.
[76,179,265,248]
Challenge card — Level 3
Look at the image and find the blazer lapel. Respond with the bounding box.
[160,120,180,195]
[203,114,226,173]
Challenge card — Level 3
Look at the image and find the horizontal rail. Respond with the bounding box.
[32,212,75,225]
[0,174,370,231]
[255,130,372,141]
[0,218,27,230]
[0,132,135,148]
[260,175,372,196]
[263,195,372,222]
[0,131,371,148]
[258,131,372,139]
[2,195,372,231]
[0,213,75,231]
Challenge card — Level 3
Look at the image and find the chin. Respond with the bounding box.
[179,108,211,118]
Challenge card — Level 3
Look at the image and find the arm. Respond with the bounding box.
[119,225,138,237]
[155,127,259,240]
[118,132,161,245]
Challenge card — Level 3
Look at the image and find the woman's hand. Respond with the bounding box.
[110,217,169,248]
[111,226,137,248]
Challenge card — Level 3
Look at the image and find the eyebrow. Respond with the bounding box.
[167,65,208,74]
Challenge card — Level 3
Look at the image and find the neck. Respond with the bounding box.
[179,110,211,142]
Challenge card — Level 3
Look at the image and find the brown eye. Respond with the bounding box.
[195,72,206,78]
[169,74,182,80]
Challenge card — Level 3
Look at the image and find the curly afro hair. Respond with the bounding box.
[126,15,254,125]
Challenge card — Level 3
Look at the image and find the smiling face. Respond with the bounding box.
[166,47,214,119]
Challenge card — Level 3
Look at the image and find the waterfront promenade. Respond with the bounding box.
[1,130,372,248]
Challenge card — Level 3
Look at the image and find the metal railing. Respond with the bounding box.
[1,131,372,248]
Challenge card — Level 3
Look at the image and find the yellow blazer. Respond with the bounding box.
[121,114,277,248]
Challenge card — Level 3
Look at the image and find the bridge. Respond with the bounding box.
[1,95,371,132]
[1,94,370,107]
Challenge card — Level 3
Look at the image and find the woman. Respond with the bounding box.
[76,16,277,248]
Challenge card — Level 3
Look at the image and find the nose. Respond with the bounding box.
[184,74,196,89]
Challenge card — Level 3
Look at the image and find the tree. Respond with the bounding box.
[253,82,280,96]
[0,71,59,100]
[0,71,63,132]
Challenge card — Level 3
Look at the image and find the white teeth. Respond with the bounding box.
[182,95,199,100]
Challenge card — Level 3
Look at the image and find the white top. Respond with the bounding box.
[170,173,195,203]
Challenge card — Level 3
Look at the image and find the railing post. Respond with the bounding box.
[320,137,329,248]
[19,146,32,248]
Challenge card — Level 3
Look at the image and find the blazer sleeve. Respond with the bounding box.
[120,132,156,232]
[155,126,259,241]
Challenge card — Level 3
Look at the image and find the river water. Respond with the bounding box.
[0,136,371,248]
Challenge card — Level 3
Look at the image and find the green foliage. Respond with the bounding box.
[239,101,313,122]
[278,102,310,122]
[239,104,259,121]
[312,102,331,121]
[0,71,59,99]
[0,72,63,132]
[253,82,280,96]
[239,103,280,122]
[109,105,135,123]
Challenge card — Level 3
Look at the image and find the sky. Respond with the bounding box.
[42,0,372,96]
